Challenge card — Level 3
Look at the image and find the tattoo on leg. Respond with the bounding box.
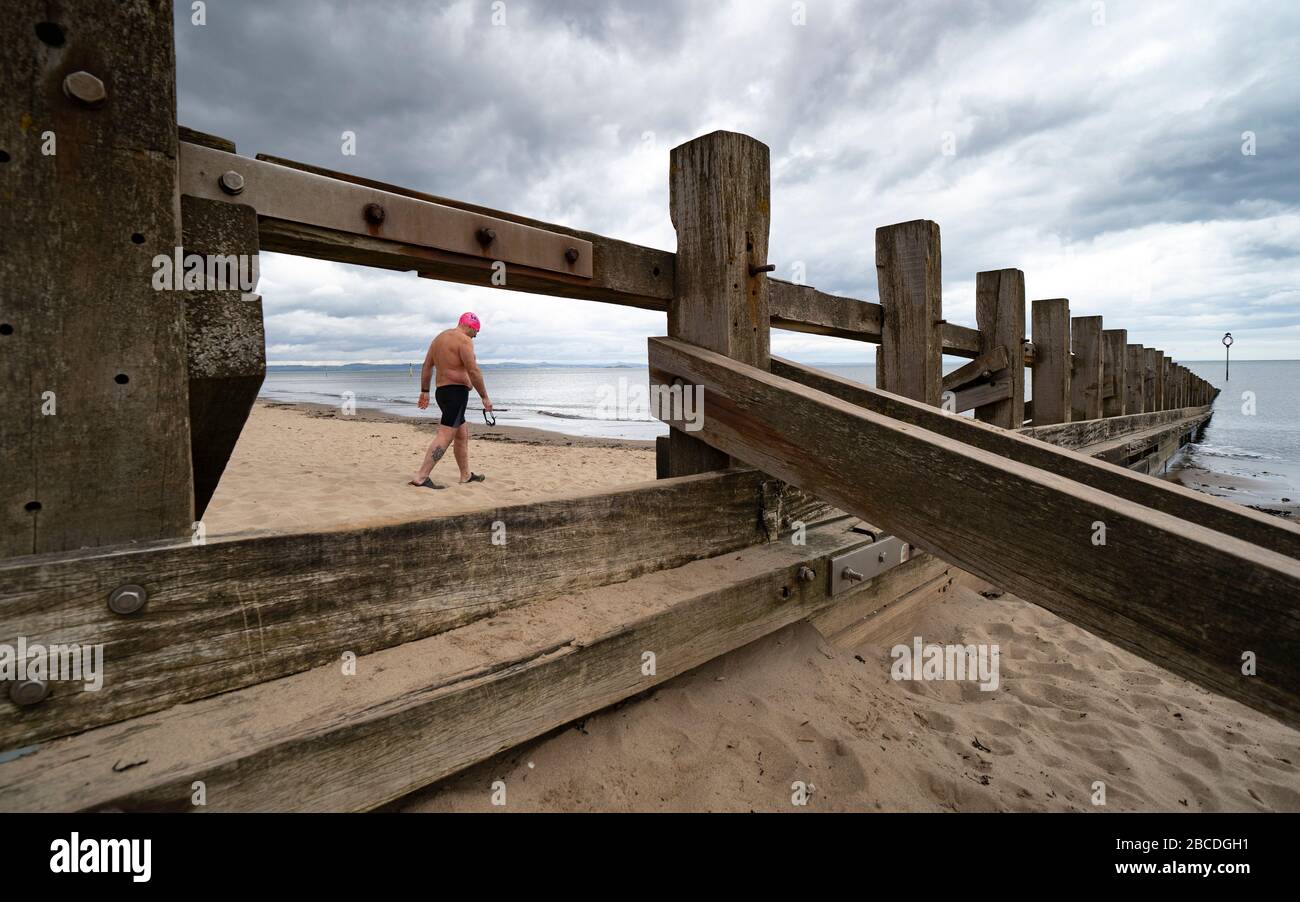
[432,446,446,461]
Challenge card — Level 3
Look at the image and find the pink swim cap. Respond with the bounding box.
[459,311,481,331]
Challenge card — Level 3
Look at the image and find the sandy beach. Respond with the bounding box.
[216,401,1299,811]
[204,401,656,536]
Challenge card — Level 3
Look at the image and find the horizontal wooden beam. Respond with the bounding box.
[200,148,676,311]
[0,521,938,812]
[771,356,1298,560]
[654,338,1300,727]
[950,377,1012,413]
[1019,406,1206,451]
[1084,412,1210,467]
[768,279,881,341]
[0,469,827,749]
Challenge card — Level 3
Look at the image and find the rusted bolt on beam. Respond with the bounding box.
[564,247,580,264]
[797,566,815,583]
[842,567,865,583]
[9,678,49,707]
[218,170,245,195]
[107,584,147,616]
[363,203,386,225]
[476,227,496,247]
[749,263,776,276]
[62,71,107,108]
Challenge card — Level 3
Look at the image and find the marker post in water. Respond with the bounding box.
[1222,332,1233,380]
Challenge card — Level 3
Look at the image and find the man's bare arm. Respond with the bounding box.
[417,339,436,409]
[460,339,492,410]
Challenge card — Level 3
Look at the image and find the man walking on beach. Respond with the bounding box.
[409,312,493,488]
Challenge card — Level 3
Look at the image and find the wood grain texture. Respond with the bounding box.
[877,220,942,405]
[974,269,1025,428]
[667,131,771,475]
[655,337,1300,727]
[1083,412,1211,466]
[1070,316,1103,421]
[0,520,914,812]
[0,469,828,748]
[1031,299,1071,425]
[0,1,194,557]
[1125,344,1146,414]
[1102,329,1128,417]
[768,279,881,341]
[181,195,265,517]
[771,356,1299,560]
[1144,348,1161,411]
[941,346,1010,393]
[251,153,675,312]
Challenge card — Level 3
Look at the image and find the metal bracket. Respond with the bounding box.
[179,143,593,278]
[829,535,913,595]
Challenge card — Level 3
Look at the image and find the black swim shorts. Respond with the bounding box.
[434,384,470,428]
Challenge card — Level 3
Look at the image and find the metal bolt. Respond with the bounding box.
[797,566,815,583]
[108,584,147,615]
[62,71,107,108]
[9,678,50,707]
[476,227,496,247]
[363,203,386,225]
[564,247,580,263]
[218,170,245,195]
[749,263,777,276]
[878,551,888,563]
[842,567,865,583]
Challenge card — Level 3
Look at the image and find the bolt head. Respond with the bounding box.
[9,678,50,707]
[797,565,815,583]
[63,71,107,108]
[108,584,147,615]
[218,170,246,195]
[363,203,386,225]
[564,247,580,263]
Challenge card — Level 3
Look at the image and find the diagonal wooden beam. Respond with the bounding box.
[773,356,1297,558]
[941,345,1010,393]
[653,337,1300,727]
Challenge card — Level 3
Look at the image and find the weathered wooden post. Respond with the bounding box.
[1,0,195,557]
[974,269,1025,428]
[1160,356,1172,409]
[877,221,942,405]
[1125,344,1146,414]
[1143,348,1161,411]
[1102,328,1127,417]
[664,131,771,476]
[1070,316,1103,421]
[1030,298,1071,425]
[177,128,267,517]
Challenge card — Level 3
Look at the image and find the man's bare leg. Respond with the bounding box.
[410,425,457,484]
[453,422,472,482]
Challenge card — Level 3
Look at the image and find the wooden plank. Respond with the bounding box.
[250,153,674,312]
[1144,348,1161,411]
[768,279,881,341]
[1,1,194,557]
[1160,356,1172,410]
[666,130,771,475]
[0,469,826,748]
[1019,406,1205,451]
[1031,299,1071,425]
[0,519,916,812]
[877,220,943,404]
[941,346,1009,393]
[181,193,265,518]
[1070,316,1103,421]
[974,269,1025,428]
[1102,329,1128,417]
[654,337,1300,727]
[770,356,1300,560]
[1084,412,1212,466]
[951,378,1013,413]
[1125,344,1146,414]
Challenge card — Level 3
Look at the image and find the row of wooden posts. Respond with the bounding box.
[660,132,1215,478]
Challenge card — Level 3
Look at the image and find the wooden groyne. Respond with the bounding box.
[2,1,1298,812]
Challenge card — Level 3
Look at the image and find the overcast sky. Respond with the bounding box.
[175,0,1299,364]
